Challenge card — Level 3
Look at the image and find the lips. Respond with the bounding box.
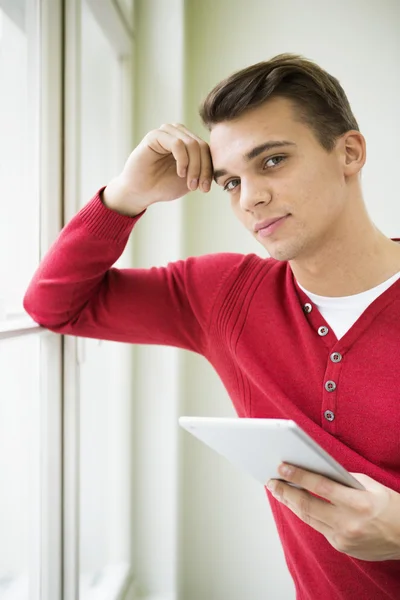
[253,216,288,232]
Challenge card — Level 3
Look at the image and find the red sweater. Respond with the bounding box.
[24,191,400,600]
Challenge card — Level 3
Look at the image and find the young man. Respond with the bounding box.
[24,54,400,599]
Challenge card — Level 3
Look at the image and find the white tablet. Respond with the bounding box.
[179,417,365,490]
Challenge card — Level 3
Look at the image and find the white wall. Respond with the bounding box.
[131,1,185,598]
[180,1,400,599]
[133,1,400,599]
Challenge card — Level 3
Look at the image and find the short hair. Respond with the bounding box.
[199,53,359,151]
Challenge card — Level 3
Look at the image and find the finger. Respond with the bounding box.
[160,124,202,190]
[171,122,204,143]
[198,139,213,192]
[277,464,367,508]
[165,124,213,193]
[145,129,190,179]
[268,481,333,535]
[268,479,335,527]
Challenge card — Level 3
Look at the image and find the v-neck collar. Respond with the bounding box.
[291,266,400,353]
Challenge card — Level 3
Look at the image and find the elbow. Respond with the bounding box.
[23,288,38,322]
[23,289,50,328]
[23,287,65,332]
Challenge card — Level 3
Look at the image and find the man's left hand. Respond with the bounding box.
[267,464,400,561]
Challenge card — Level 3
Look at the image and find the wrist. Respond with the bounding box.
[102,177,147,217]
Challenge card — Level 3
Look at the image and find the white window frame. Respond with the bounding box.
[0,0,64,599]
[0,1,135,598]
[63,1,135,599]
[39,1,64,597]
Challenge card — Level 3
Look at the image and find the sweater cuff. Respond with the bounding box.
[79,187,146,243]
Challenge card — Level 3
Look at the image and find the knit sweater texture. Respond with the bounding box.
[24,191,400,600]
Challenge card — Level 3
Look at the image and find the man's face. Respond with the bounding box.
[210,97,350,262]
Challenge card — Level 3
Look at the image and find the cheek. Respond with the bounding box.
[292,168,342,218]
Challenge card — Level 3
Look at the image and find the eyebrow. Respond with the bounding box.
[213,140,296,182]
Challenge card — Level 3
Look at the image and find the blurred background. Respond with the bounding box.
[0,0,399,599]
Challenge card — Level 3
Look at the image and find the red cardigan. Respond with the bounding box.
[24,191,400,600]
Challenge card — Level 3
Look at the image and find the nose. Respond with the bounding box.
[239,179,272,212]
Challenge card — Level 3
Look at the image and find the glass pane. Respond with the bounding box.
[116,0,133,22]
[80,0,121,202]
[79,340,132,597]
[0,334,41,600]
[0,0,40,318]
[79,2,132,596]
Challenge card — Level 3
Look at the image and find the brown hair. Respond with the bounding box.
[199,53,359,151]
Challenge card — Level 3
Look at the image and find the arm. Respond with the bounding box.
[23,124,218,351]
[23,189,241,354]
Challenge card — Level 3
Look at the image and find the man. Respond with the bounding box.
[24,54,400,599]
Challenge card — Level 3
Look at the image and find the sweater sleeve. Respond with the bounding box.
[23,190,244,355]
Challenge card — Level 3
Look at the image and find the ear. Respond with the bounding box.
[337,130,366,177]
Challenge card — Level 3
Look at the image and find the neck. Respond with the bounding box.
[289,195,400,297]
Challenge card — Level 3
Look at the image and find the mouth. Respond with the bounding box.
[254,215,290,238]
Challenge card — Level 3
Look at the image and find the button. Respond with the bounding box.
[330,352,342,363]
[303,303,313,314]
[318,326,329,336]
[325,380,336,392]
[324,410,335,422]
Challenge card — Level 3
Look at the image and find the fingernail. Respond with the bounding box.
[190,179,199,190]
[202,180,210,192]
[279,464,294,477]
[267,480,276,492]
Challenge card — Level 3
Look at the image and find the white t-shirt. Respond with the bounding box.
[297,271,400,340]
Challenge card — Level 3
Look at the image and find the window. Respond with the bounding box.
[0,1,62,600]
[0,0,39,318]
[79,4,133,594]
[63,1,135,598]
[0,0,134,598]
[0,335,41,599]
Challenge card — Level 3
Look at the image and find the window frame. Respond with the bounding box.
[38,2,64,597]
[0,0,64,598]
[0,0,135,597]
[63,1,135,599]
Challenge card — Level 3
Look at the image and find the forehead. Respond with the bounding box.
[209,97,311,166]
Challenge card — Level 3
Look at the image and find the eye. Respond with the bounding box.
[264,155,286,168]
[223,179,240,192]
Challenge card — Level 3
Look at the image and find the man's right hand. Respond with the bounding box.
[102,123,213,216]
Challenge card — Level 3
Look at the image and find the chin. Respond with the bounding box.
[262,239,302,262]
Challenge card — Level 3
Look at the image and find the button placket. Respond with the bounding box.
[299,294,333,346]
[321,347,344,432]
[298,292,341,429]
[298,291,342,430]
